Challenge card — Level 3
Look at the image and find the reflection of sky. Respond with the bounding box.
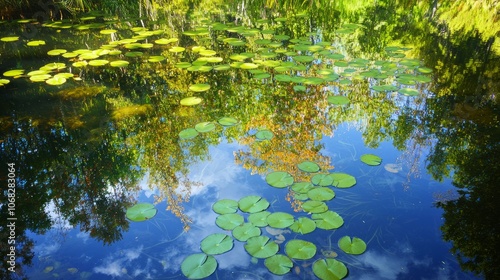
[26,127,479,279]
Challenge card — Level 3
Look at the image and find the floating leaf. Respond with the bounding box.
[194,122,216,133]
[266,212,294,228]
[217,117,238,127]
[240,63,259,69]
[312,211,344,230]
[189,83,210,92]
[201,233,234,255]
[88,59,109,66]
[238,195,270,213]
[100,29,117,34]
[289,217,316,234]
[216,213,244,230]
[329,173,356,188]
[265,171,294,188]
[327,96,350,105]
[255,129,273,140]
[285,239,317,260]
[47,49,67,56]
[291,182,314,194]
[126,203,157,222]
[360,154,382,166]
[1,36,19,42]
[179,128,199,139]
[181,253,217,279]
[169,46,186,53]
[248,211,271,227]
[301,200,328,214]
[27,40,45,46]
[313,258,348,280]
[399,88,419,96]
[180,97,202,106]
[307,187,335,201]
[110,60,130,67]
[148,55,166,62]
[45,76,67,86]
[212,199,239,214]
[298,161,320,173]
[338,236,367,255]
[0,79,10,86]
[244,236,279,258]
[232,223,261,242]
[311,174,334,186]
[265,254,293,275]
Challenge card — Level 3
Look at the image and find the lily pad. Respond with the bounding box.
[255,129,273,140]
[217,117,238,127]
[312,211,344,230]
[47,49,67,56]
[244,236,279,258]
[0,79,10,86]
[301,200,328,214]
[88,59,109,66]
[360,154,382,166]
[291,182,314,194]
[216,213,244,230]
[169,46,186,53]
[232,223,261,242]
[264,254,293,275]
[338,236,367,255]
[27,40,46,46]
[180,97,202,106]
[313,258,348,280]
[194,122,216,133]
[329,173,356,188]
[311,174,334,187]
[45,76,67,86]
[307,187,335,201]
[110,60,130,67]
[201,233,234,255]
[126,203,157,222]
[265,171,294,188]
[189,83,210,92]
[399,88,419,96]
[238,195,270,213]
[285,239,317,260]
[248,211,271,227]
[289,217,316,234]
[3,69,24,77]
[327,96,350,105]
[148,55,166,62]
[1,36,19,42]
[266,212,294,228]
[181,253,217,279]
[298,161,320,173]
[179,128,199,139]
[212,199,239,214]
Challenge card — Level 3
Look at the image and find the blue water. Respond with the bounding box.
[25,124,479,279]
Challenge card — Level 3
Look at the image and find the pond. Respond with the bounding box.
[1,1,499,279]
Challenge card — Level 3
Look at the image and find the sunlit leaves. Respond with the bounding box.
[338,236,367,255]
[285,239,317,260]
[360,154,382,166]
[200,234,234,255]
[189,83,210,92]
[244,236,279,258]
[180,97,202,106]
[266,171,294,188]
[265,254,293,275]
[126,203,157,222]
[238,196,270,213]
[313,258,348,280]
[181,254,217,279]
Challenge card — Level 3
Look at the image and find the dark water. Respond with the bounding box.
[1,1,499,279]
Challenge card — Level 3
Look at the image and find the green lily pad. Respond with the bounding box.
[27,40,46,46]
[189,83,210,92]
[285,239,317,260]
[181,253,217,279]
[45,76,67,86]
[264,254,293,275]
[100,29,117,34]
[338,236,367,255]
[148,55,166,62]
[110,60,130,67]
[3,69,24,77]
[238,195,270,213]
[289,217,316,234]
[201,233,234,255]
[169,46,186,53]
[155,38,178,45]
[175,62,192,68]
[399,88,419,96]
[125,51,143,57]
[47,49,67,56]
[179,128,199,139]
[216,213,244,230]
[301,200,328,214]
[329,173,356,188]
[311,173,334,187]
[313,258,348,280]
[212,199,239,214]
[180,97,202,106]
[240,63,259,69]
[298,161,320,173]
[255,129,273,140]
[311,211,344,230]
[327,96,350,105]
[248,211,271,227]
[360,154,382,166]
[217,117,238,127]
[244,236,279,258]
[291,182,314,194]
[88,59,109,66]
[266,212,294,228]
[232,223,261,242]
[0,79,10,86]
[1,36,19,42]
[126,203,157,222]
[194,122,216,133]
[307,187,335,201]
[265,171,294,188]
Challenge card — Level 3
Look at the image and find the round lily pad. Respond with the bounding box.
[329,173,356,188]
[46,76,67,85]
[110,60,129,67]
[244,236,279,258]
[289,217,316,234]
[298,161,320,173]
[399,88,419,96]
[212,199,239,214]
[338,236,367,255]
[360,154,382,166]
[0,79,10,86]
[264,254,293,275]
[3,69,24,77]
[126,203,157,222]
[291,182,314,194]
[266,171,294,188]
[255,129,273,140]
[311,174,334,186]
[217,117,238,127]
[88,59,109,66]
[307,187,335,201]
[27,40,46,46]
[1,36,19,42]
[201,233,234,255]
[301,200,328,214]
[30,74,51,82]
[313,258,348,280]
[189,83,210,92]
[179,128,199,139]
[169,46,186,53]
[232,223,261,241]
[180,97,202,106]
[194,122,216,133]
[148,55,166,62]
[238,195,270,213]
[285,239,317,260]
[181,253,217,279]
[248,211,271,227]
[311,211,344,230]
[215,213,244,230]
[327,96,350,105]
[266,212,294,228]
